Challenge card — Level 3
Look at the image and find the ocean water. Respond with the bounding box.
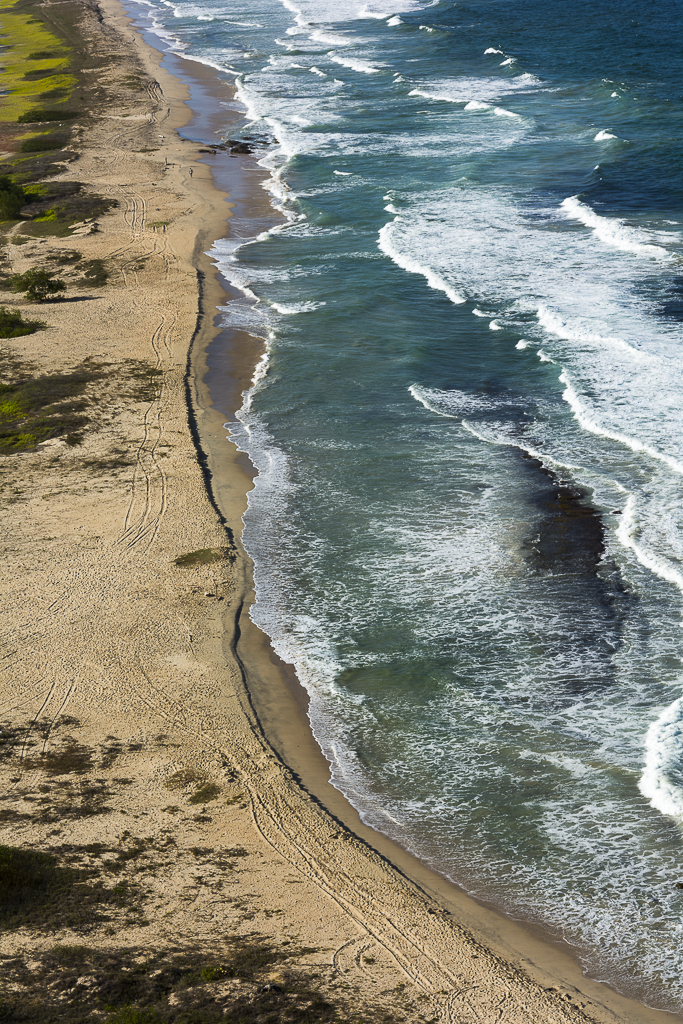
[133,0,683,1007]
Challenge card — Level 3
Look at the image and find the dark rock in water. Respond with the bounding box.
[226,139,254,155]
[520,453,605,575]
[675,881,683,889]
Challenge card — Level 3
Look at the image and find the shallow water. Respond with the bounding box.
[134,0,683,1007]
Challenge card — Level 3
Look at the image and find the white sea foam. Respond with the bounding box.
[536,304,650,360]
[516,339,530,349]
[614,496,683,598]
[500,57,516,66]
[519,750,594,779]
[639,696,683,818]
[334,169,352,174]
[408,385,525,418]
[594,129,617,140]
[309,28,354,45]
[329,53,384,72]
[561,195,672,259]
[559,372,683,476]
[270,299,327,313]
[386,14,402,24]
[275,0,422,22]
[408,74,539,105]
[489,320,503,330]
[379,221,466,304]
[484,48,504,54]
[457,419,582,481]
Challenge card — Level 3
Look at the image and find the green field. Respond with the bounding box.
[0,0,76,127]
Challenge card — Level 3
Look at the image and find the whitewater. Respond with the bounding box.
[130,0,683,1009]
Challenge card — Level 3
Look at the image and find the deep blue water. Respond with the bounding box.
[134,0,683,1006]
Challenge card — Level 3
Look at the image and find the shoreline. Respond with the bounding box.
[0,2,678,1020]
[123,12,683,1024]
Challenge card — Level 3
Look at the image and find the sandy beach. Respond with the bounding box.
[0,2,678,1021]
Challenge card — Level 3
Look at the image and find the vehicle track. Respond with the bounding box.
[115,387,168,553]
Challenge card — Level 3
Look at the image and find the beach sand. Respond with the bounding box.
[0,2,678,1021]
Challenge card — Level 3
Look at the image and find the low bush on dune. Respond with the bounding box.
[10,267,66,302]
[17,107,80,123]
[0,306,46,338]
[20,134,69,153]
[0,176,26,221]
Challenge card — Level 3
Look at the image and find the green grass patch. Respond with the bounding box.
[51,249,82,265]
[23,742,93,776]
[174,547,232,567]
[0,175,27,220]
[17,187,117,237]
[0,362,104,452]
[0,0,75,124]
[0,346,168,458]
[10,267,66,300]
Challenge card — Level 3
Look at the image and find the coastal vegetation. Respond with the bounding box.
[174,548,234,567]
[0,305,45,337]
[10,267,66,301]
[0,176,27,220]
[0,356,164,454]
[0,934,396,1024]
[0,0,75,123]
[0,715,415,1024]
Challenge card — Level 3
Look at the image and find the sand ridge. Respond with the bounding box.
[0,2,676,1022]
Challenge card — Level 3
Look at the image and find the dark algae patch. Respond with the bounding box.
[521,454,605,574]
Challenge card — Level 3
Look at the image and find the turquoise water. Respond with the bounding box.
[135,0,683,1006]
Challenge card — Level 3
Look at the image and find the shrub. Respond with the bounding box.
[188,783,221,805]
[0,176,26,221]
[10,268,66,302]
[174,547,231,567]
[20,134,68,153]
[0,306,46,338]
[82,258,108,286]
[17,107,79,123]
